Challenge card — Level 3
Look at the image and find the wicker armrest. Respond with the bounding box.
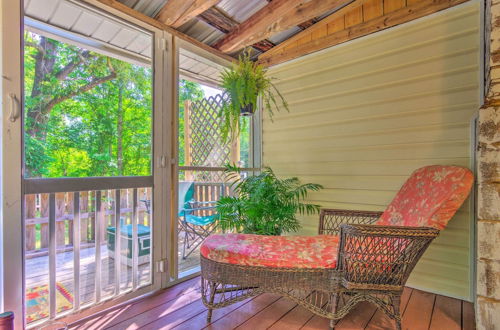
[339,223,440,238]
[337,223,439,291]
[319,209,383,235]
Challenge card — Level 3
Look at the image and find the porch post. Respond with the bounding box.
[476,0,500,328]
[230,131,240,166]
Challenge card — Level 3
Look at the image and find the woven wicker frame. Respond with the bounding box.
[201,209,439,330]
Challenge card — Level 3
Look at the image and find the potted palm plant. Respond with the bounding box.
[216,164,323,236]
[220,52,289,142]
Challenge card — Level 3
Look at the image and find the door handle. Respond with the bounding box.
[8,93,20,122]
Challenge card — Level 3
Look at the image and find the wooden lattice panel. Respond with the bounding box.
[187,93,232,182]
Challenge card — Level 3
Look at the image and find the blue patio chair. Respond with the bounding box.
[139,182,220,259]
[178,182,220,259]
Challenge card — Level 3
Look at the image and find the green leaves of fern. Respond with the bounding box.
[219,51,289,143]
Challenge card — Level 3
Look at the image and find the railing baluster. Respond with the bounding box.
[49,193,56,319]
[41,194,49,249]
[132,188,138,290]
[73,192,81,311]
[114,189,121,296]
[95,190,102,303]
[25,181,154,325]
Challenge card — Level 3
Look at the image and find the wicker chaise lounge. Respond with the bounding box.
[200,165,473,329]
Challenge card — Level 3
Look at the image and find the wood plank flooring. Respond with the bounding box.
[25,234,201,325]
[25,233,200,307]
[66,276,475,330]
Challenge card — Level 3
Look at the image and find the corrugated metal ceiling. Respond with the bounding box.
[23,0,323,84]
[217,0,268,22]
[116,0,305,56]
[178,19,224,46]
[24,0,224,86]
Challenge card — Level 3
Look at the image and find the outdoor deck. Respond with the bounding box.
[26,246,151,306]
[26,232,201,320]
[64,276,475,330]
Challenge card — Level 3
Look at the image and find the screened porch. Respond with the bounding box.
[2,0,500,329]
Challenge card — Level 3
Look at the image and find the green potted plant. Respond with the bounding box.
[220,51,289,142]
[216,164,323,236]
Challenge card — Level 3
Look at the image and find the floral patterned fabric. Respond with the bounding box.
[201,233,339,268]
[375,165,473,230]
[201,165,473,269]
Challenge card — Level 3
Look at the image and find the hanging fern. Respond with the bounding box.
[220,51,289,143]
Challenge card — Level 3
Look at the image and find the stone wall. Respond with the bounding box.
[477,0,500,328]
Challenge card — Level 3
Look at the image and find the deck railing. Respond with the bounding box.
[23,176,154,324]
[25,182,229,257]
[23,177,231,325]
[24,189,151,258]
[190,182,232,216]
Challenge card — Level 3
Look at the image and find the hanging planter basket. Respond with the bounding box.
[240,103,254,117]
[219,51,289,143]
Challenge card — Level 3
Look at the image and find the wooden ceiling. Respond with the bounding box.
[100,0,470,66]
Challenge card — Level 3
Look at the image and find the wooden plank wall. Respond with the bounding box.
[259,0,470,66]
[262,1,480,301]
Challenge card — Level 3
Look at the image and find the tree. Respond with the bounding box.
[24,31,152,178]
[23,31,217,179]
[24,32,117,177]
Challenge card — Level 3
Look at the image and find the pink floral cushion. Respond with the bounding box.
[375,165,473,230]
[201,166,473,269]
[201,233,339,268]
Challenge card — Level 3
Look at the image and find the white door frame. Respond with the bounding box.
[2,0,24,328]
[163,32,177,285]
[1,0,175,326]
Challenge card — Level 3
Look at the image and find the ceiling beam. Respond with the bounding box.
[213,0,351,53]
[259,0,367,60]
[94,0,234,63]
[297,18,320,30]
[155,0,221,28]
[198,7,234,33]
[198,7,275,53]
[265,0,320,31]
[258,0,469,67]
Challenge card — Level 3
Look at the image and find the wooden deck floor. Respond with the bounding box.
[66,276,475,330]
[25,233,201,313]
[25,245,152,310]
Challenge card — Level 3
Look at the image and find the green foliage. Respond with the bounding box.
[24,32,154,177]
[178,80,205,168]
[220,51,288,143]
[23,31,242,179]
[23,32,206,178]
[216,164,323,235]
[47,148,92,177]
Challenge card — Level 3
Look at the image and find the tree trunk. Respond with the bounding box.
[26,36,56,138]
[117,82,124,175]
